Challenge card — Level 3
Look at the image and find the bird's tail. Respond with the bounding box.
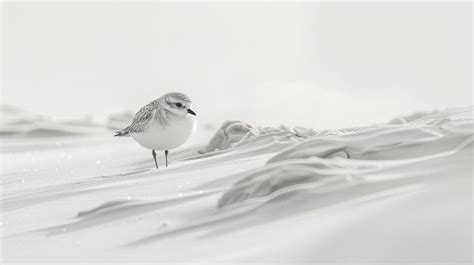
[114,129,130,137]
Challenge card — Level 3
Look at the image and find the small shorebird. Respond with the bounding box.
[115,92,197,169]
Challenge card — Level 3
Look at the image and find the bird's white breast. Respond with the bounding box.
[131,112,196,150]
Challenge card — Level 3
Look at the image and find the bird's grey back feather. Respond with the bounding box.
[115,99,160,136]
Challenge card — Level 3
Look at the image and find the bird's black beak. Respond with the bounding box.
[187,109,196,116]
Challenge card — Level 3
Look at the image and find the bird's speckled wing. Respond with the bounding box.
[114,102,157,136]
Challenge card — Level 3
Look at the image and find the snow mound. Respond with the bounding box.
[198,121,259,153]
[198,120,353,154]
[0,104,108,138]
[218,107,473,208]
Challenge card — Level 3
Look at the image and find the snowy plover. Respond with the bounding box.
[115,92,197,169]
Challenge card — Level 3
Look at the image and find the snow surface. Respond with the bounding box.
[0,106,472,263]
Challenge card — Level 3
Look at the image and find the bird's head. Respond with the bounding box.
[163,92,196,116]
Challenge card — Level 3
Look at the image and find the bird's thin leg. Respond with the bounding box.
[152,149,158,169]
[165,150,169,167]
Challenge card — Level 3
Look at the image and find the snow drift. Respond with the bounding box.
[0,107,472,263]
[218,107,472,208]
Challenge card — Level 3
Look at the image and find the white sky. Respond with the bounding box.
[2,2,472,128]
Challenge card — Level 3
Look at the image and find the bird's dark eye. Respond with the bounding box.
[175,103,183,108]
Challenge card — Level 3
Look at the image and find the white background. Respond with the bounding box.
[2,2,472,128]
